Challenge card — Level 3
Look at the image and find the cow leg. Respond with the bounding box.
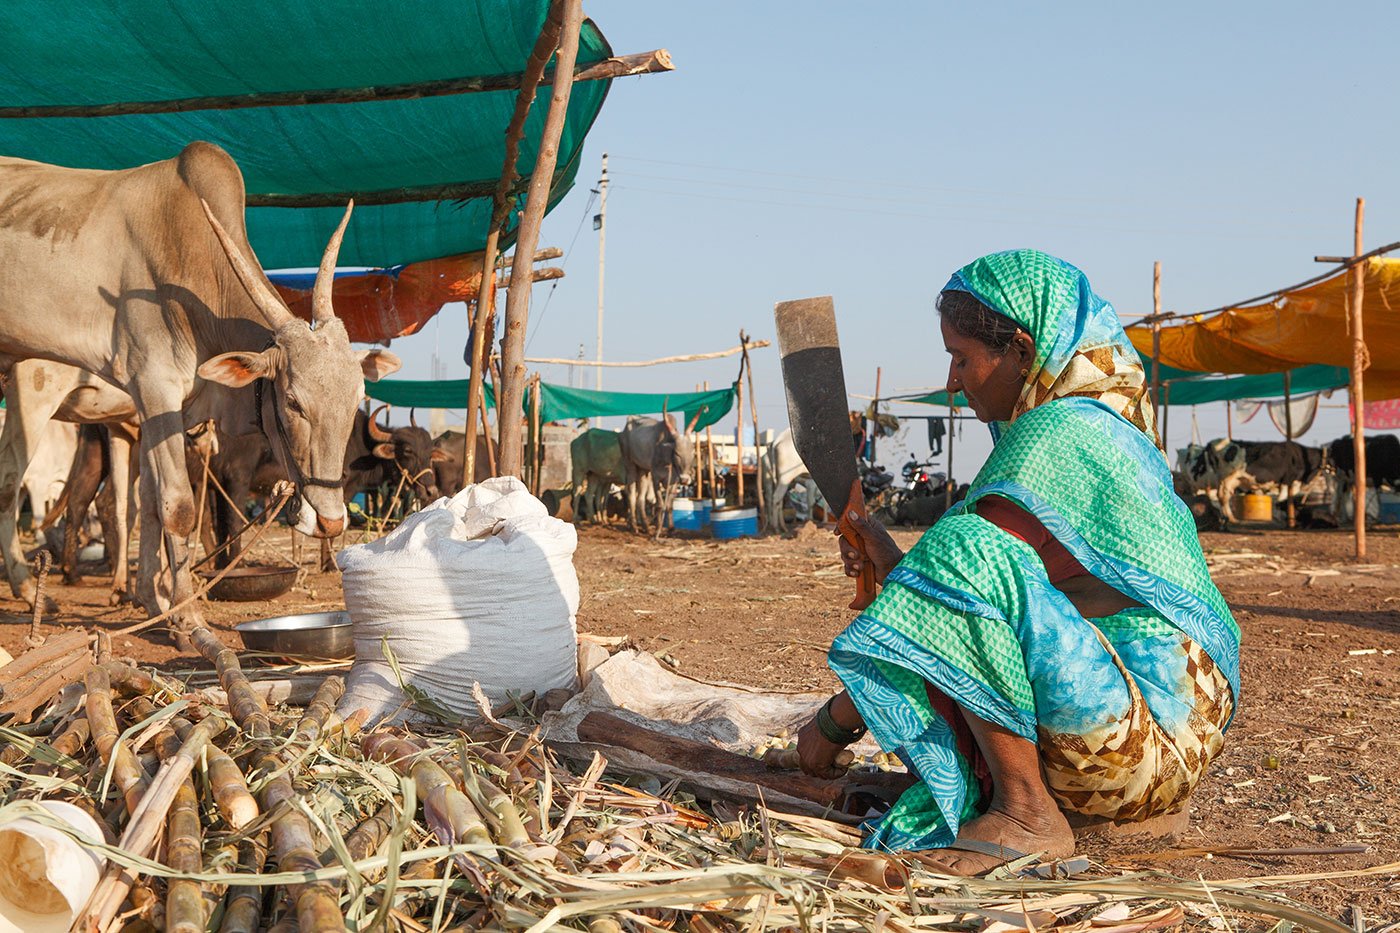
[135,466,169,613]
[624,464,641,532]
[0,378,69,609]
[1217,473,1242,524]
[106,427,136,604]
[131,394,202,647]
[61,430,106,585]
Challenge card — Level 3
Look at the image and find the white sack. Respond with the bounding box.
[337,476,579,724]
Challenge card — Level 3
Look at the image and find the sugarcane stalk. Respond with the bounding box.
[218,831,268,933]
[191,626,271,740]
[362,733,496,860]
[165,777,205,933]
[76,717,221,932]
[85,664,150,813]
[343,801,396,862]
[293,675,344,746]
[461,771,532,850]
[257,750,345,932]
[131,696,258,829]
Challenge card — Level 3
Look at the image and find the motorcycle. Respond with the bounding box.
[900,457,945,499]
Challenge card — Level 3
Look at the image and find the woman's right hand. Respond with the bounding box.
[796,716,848,778]
[837,511,904,584]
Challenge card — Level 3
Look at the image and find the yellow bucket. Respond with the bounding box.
[1242,493,1273,522]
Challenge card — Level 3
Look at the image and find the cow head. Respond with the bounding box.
[366,404,445,505]
[197,200,401,538]
[652,408,698,487]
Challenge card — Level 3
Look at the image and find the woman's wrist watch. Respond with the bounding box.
[816,696,867,746]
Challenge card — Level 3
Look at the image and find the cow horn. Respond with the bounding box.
[312,200,353,326]
[409,407,419,429]
[201,199,292,328]
[367,403,393,442]
[685,407,703,433]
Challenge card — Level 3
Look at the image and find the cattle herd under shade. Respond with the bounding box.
[1174,434,1400,526]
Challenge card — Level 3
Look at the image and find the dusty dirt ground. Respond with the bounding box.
[3,519,1398,924]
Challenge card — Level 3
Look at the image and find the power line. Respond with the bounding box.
[525,188,597,352]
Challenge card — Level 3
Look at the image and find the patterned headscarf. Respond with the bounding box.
[942,249,1160,447]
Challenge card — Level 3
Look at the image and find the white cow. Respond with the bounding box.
[763,428,828,532]
[0,143,400,644]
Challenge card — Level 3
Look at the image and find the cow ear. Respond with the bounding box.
[199,349,279,388]
[430,448,451,462]
[372,442,396,460]
[358,349,401,383]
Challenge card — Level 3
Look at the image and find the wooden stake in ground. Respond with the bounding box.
[1349,198,1368,560]
[529,373,544,495]
[944,396,954,513]
[1151,260,1163,437]
[704,380,718,501]
[742,332,766,529]
[1284,369,1296,529]
[735,357,746,507]
[497,0,585,477]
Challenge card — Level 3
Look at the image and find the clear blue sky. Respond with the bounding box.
[381,2,1394,475]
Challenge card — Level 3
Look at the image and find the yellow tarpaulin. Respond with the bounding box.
[1126,257,1400,400]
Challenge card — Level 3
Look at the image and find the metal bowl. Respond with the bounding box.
[234,611,354,661]
[199,565,298,602]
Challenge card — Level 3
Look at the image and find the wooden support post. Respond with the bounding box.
[480,381,497,478]
[944,397,955,513]
[742,332,765,531]
[1349,198,1368,560]
[870,367,882,463]
[1151,261,1163,441]
[704,380,717,503]
[1284,369,1296,528]
[498,0,583,478]
[529,374,544,496]
[464,4,563,485]
[1161,383,1171,450]
[735,359,746,507]
[1225,398,1233,440]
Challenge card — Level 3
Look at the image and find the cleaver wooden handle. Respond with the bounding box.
[835,476,877,610]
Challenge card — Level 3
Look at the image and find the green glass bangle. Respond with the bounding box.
[816,697,866,746]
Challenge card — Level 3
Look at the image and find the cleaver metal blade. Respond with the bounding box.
[774,296,876,610]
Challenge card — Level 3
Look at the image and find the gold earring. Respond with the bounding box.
[1019,368,1029,377]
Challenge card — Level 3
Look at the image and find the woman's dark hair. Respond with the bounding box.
[937,289,1023,353]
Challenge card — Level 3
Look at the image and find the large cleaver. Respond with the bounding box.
[774,296,876,610]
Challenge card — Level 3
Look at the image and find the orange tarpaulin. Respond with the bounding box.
[273,252,489,345]
[1126,257,1400,401]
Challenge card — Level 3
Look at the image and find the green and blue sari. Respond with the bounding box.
[831,250,1240,851]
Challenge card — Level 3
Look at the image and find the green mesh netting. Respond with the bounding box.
[0,1,613,268]
[365,378,736,431]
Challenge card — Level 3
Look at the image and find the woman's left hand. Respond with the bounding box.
[796,716,849,778]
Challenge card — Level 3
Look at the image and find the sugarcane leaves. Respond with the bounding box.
[362,774,416,932]
[381,637,463,724]
[0,723,84,775]
[95,696,189,806]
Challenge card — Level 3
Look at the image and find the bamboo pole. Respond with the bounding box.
[1284,369,1296,529]
[1349,198,1368,560]
[465,6,563,487]
[1162,383,1171,450]
[0,50,673,119]
[1226,398,1233,439]
[742,333,765,530]
[526,339,771,368]
[945,397,954,513]
[1151,261,1163,438]
[704,380,718,502]
[529,373,544,496]
[735,358,746,507]
[498,0,585,477]
[870,367,882,463]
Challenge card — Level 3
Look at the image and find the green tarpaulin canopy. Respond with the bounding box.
[0,1,613,268]
[895,357,1348,410]
[365,378,736,431]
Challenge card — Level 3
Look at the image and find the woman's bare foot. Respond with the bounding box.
[920,805,1074,876]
